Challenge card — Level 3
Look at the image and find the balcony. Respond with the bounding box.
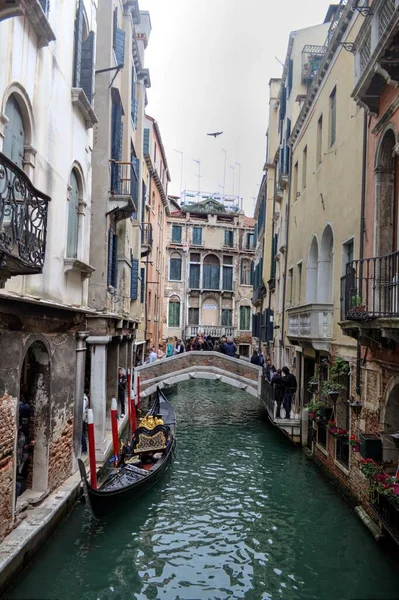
[0,152,50,287]
[352,0,399,113]
[302,45,325,85]
[141,222,152,257]
[340,251,399,342]
[287,303,334,351]
[370,489,399,546]
[185,325,237,339]
[109,160,137,221]
[252,285,266,305]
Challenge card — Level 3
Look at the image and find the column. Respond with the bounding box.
[87,335,111,461]
[106,337,119,424]
[72,331,89,473]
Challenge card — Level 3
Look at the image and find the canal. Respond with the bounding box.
[6,380,399,600]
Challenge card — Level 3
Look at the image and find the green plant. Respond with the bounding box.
[330,357,351,379]
[320,380,346,400]
[359,458,383,480]
[307,377,318,393]
[350,294,363,308]
[306,398,321,413]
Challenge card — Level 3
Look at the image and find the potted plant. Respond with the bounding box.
[350,295,365,313]
[327,419,337,434]
[359,458,383,480]
[335,428,348,439]
[349,435,361,452]
[306,398,321,419]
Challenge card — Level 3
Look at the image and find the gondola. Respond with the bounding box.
[78,386,176,519]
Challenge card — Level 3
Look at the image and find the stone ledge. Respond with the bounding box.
[71,88,98,129]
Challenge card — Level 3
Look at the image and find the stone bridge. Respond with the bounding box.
[134,352,262,398]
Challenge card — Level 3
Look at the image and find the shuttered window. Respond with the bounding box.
[130,254,139,300]
[203,255,220,289]
[169,254,182,281]
[113,8,125,66]
[3,96,25,168]
[240,306,251,331]
[221,309,232,327]
[107,228,118,288]
[189,264,200,288]
[140,267,145,303]
[39,0,49,16]
[67,170,79,258]
[131,156,139,209]
[172,225,182,243]
[241,259,251,285]
[111,96,123,192]
[287,59,293,97]
[131,70,138,128]
[222,266,233,290]
[73,0,95,103]
[143,128,150,155]
[330,87,336,147]
[188,308,199,325]
[168,297,180,327]
[224,230,234,247]
[192,227,202,245]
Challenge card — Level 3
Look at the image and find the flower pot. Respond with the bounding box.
[393,483,399,496]
[329,426,337,435]
[308,411,315,419]
[352,445,360,453]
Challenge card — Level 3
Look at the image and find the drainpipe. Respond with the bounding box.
[280,149,292,367]
[267,164,278,357]
[356,109,368,396]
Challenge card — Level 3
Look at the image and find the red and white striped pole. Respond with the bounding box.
[111,397,119,465]
[87,408,97,489]
[127,369,132,435]
[137,375,141,411]
[131,388,137,434]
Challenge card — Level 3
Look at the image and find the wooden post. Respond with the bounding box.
[87,409,97,489]
[111,397,119,464]
[127,369,132,435]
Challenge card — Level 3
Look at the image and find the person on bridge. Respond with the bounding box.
[166,338,174,357]
[250,349,259,365]
[282,366,297,419]
[272,369,284,418]
[157,345,165,359]
[148,347,158,363]
[225,337,237,357]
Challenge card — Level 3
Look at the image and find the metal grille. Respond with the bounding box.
[378,0,395,37]
[359,29,371,73]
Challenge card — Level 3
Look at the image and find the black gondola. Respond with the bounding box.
[78,387,175,519]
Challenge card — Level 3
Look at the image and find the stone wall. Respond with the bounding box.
[0,392,17,540]
[136,352,260,387]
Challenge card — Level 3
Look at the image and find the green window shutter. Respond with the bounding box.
[168,300,180,327]
[130,256,139,300]
[67,170,79,258]
[240,306,250,330]
[192,227,202,245]
[80,31,95,103]
[3,96,25,168]
[189,264,200,288]
[113,10,125,67]
[188,308,199,324]
[221,309,232,327]
[169,257,182,280]
[222,266,233,290]
[140,267,145,303]
[73,0,84,88]
[143,128,150,155]
[172,225,182,243]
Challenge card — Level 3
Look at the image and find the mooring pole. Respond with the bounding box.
[111,397,119,464]
[87,409,97,489]
[137,375,141,411]
[127,369,132,435]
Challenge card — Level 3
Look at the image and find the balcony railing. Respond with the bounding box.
[252,285,266,304]
[341,252,399,321]
[287,303,334,342]
[0,152,50,286]
[302,45,325,84]
[109,160,138,204]
[370,489,399,546]
[141,222,152,247]
[185,325,237,339]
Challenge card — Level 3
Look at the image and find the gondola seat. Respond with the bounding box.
[132,424,170,454]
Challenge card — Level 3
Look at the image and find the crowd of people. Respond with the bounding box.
[144,334,242,363]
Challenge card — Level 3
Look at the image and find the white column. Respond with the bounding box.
[87,335,112,462]
[72,331,89,473]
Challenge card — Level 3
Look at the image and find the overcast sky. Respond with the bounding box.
[139,0,333,216]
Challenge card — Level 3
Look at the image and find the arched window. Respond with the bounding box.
[203,254,220,289]
[240,258,251,285]
[319,225,334,304]
[67,169,80,258]
[306,236,318,303]
[168,296,181,328]
[3,95,25,168]
[169,252,182,281]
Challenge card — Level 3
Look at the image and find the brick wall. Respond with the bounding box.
[48,420,74,491]
[0,393,17,541]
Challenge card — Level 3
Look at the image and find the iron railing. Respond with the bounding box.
[109,160,138,203]
[0,152,50,282]
[141,222,153,248]
[342,252,399,320]
[370,489,399,545]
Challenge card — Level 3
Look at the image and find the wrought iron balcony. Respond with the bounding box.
[109,160,138,221]
[287,303,334,350]
[302,45,325,85]
[185,325,237,339]
[0,152,50,287]
[252,285,266,305]
[370,489,399,546]
[141,221,152,257]
[352,0,399,112]
[341,251,399,323]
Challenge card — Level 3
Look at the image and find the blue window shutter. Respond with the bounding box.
[131,157,139,212]
[114,27,125,66]
[189,264,200,288]
[107,228,118,287]
[170,258,182,280]
[130,256,139,300]
[223,266,233,290]
[193,227,202,245]
[73,0,83,88]
[111,100,123,192]
[81,31,95,103]
[143,128,150,155]
[131,72,137,128]
[140,267,145,303]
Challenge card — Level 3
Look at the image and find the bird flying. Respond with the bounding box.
[207,132,223,138]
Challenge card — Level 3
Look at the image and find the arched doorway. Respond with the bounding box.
[375,128,397,257]
[17,341,51,498]
[319,226,334,304]
[306,236,318,303]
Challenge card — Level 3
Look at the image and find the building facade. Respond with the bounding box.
[164,196,255,357]
[141,115,170,350]
[0,0,97,540]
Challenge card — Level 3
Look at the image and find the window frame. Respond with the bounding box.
[169,253,182,281]
[330,87,337,147]
[316,114,323,166]
[171,224,182,244]
[192,226,202,245]
[224,230,234,248]
[239,305,251,331]
[168,296,181,328]
[302,146,307,191]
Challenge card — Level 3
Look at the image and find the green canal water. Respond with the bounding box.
[6,380,399,600]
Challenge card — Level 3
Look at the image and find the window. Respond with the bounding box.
[67,170,79,258]
[189,264,200,288]
[343,239,354,272]
[287,58,293,97]
[247,233,255,250]
[224,230,234,247]
[154,142,157,164]
[203,254,220,289]
[110,90,123,193]
[302,146,307,191]
[148,290,152,316]
[317,114,323,165]
[297,262,302,303]
[240,306,251,331]
[288,268,293,304]
[222,256,233,290]
[172,224,182,243]
[240,259,251,285]
[188,308,199,325]
[130,253,139,300]
[113,8,125,66]
[131,69,138,129]
[192,227,202,245]
[143,128,150,155]
[3,96,25,168]
[330,87,336,147]
[107,228,118,288]
[169,252,182,280]
[73,0,95,102]
[140,267,145,303]
[168,296,180,327]
[221,309,232,326]
[293,162,299,200]
[151,191,156,210]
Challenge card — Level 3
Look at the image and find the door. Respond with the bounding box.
[3,96,25,168]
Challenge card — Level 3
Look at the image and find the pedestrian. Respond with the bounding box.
[219,336,227,354]
[157,345,165,359]
[258,351,265,367]
[250,349,259,365]
[225,337,237,357]
[272,369,284,418]
[118,367,127,417]
[264,358,275,382]
[82,391,88,453]
[166,338,174,357]
[148,346,158,363]
[282,366,297,419]
[205,335,214,351]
